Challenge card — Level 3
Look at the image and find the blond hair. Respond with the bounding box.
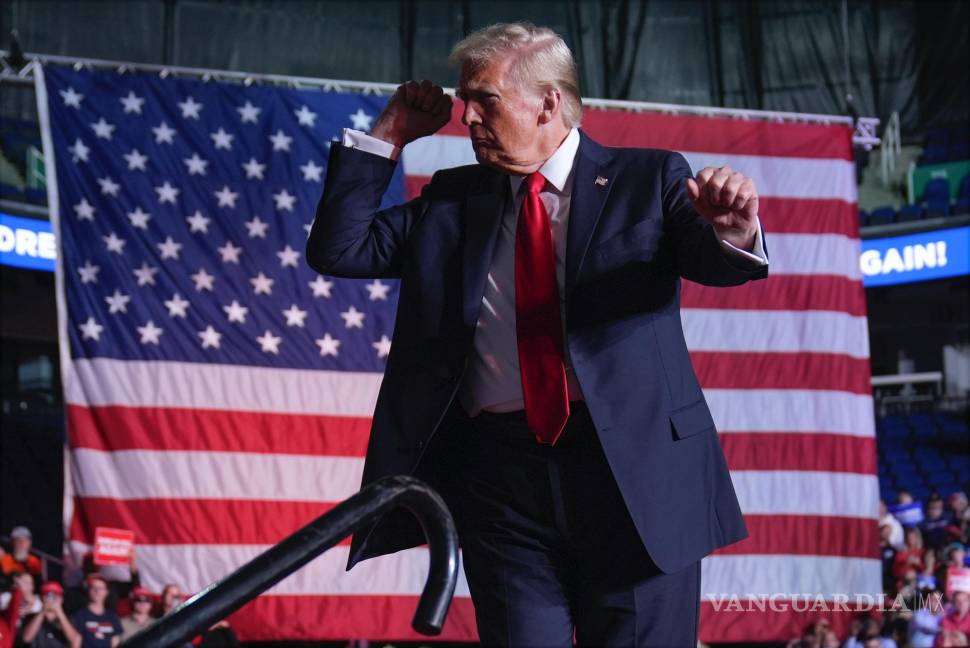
[448,21,582,128]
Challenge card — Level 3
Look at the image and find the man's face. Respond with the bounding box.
[134,598,152,614]
[13,536,31,556]
[457,56,545,174]
[956,591,970,614]
[928,501,943,518]
[88,579,108,605]
[14,573,33,594]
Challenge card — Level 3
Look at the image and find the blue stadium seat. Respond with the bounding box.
[868,206,896,225]
[950,140,969,161]
[921,143,949,165]
[858,209,868,227]
[955,175,970,214]
[924,178,951,217]
[927,471,956,486]
[898,203,925,221]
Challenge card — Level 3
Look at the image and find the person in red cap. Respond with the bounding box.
[119,586,155,640]
[70,575,123,648]
[19,580,81,648]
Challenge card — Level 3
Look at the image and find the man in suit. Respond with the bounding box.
[308,21,768,647]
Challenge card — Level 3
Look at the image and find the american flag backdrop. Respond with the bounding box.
[38,61,879,642]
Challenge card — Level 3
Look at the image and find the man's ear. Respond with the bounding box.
[537,88,561,125]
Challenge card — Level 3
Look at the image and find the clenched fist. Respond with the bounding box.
[370,80,453,149]
[685,166,759,251]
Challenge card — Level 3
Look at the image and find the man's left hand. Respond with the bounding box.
[685,166,759,251]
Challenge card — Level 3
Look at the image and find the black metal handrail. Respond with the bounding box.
[120,475,459,647]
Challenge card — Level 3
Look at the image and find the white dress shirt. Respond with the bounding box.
[341,128,768,415]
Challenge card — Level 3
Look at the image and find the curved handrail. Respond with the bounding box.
[120,475,459,647]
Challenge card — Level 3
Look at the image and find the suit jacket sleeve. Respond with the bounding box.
[660,151,769,287]
[306,144,435,279]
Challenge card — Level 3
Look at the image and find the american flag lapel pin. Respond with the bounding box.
[595,176,609,186]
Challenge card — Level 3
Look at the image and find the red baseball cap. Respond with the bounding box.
[131,587,154,602]
[40,581,64,596]
[85,574,108,587]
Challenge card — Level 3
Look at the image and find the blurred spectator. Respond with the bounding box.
[845,617,899,648]
[0,583,22,648]
[937,543,969,591]
[70,575,123,648]
[940,591,970,641]
[882,500,906,550]
[949,493,970,525]
[0,528,42,587]
[909,589,945,647]
[899,492,915,505]
[119,587,154,640]
[158,584,183,617]
[896,527,928,581]
[0,572,41,631]
[883,522,901,591]
[19,581,81,648]
[923,496,954,552]
[65,550,140,616]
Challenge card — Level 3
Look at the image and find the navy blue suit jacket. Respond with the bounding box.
[307,130,769,574]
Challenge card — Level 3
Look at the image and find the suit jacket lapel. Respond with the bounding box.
[461,168,506,329]
[565,130,615,300]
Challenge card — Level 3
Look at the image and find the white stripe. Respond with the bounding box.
[761,233,862,280]
[683,309,871,359]
[401,135,857,202]
[701,554,882,599]
[704,389,875,438]
[731,470,879,518]
[71,449,363,501]
[66,358,382,414]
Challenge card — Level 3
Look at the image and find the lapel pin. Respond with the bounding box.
[595,176,609,186]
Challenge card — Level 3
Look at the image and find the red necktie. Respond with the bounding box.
[515,171,570,445]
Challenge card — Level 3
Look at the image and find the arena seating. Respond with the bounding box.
[877,412,970,504]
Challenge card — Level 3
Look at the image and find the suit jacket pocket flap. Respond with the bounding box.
[669,398,716,439]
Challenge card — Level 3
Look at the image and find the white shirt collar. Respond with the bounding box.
[508,127,581,196]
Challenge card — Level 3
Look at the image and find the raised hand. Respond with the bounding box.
[370,80,453,148]
[685,166,759,251]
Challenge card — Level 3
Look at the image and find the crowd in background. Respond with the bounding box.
[0,527,237,648]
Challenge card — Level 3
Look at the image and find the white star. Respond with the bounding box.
[244,216,268,238]
[256,330,282,354]
[340,305,365,329]
[124,148,148,171]
[250,272,274,295]
[132,262,158,286]
[269,129,293,152]
[178,96,203,119]
[77,261,100,284]
[74,198,95,221]
[214,185,238,208]
[97,176,120,197]
[198,325,222,349]
[295,105,317,127]
[127,207,151,229]
[315,333,340,357]
[164,293,190,318]
[272,189,296,212]
[217,241,243,264]
[157,236,183,260]
[60,87,83,108]
[183,153,209,175]
[349,108,373,130]
[120,91,145,114]
[308,275,333,298]
[186,210,211,233]
[372,334,392,358]
[137,320,163,345]
[282,304,308,327]
[365,279,390,301]
[155,181,180,204]
[103,232,126,254]
[69,138,90,163]
[242,157,266,180]
[237,101,261,123]
[300,159,324,182]
[210,128,234,150]
[152,121,176,144]
[223,300,249,323]
[277,245,300,267]
[105,289,131,314]
[303,223,312,237]
[78,317,103,341]
[91,117,116,140]
[191,268,215,292]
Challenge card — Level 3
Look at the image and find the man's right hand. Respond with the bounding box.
[370,80,453,148]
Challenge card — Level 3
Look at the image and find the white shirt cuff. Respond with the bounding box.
[718,215,768,266]
[341,128,401,161]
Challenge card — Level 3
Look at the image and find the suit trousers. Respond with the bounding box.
[436,398,701,647]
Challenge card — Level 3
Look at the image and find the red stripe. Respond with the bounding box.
[757,197,860,236]
[67,405,371,455]
[692,352,872,394]
[720,432,877,474]
[404,175,429,200]
[437,104,853,159]
[699,604,882,643]
[682,275,867,316]
[225,594,479,641]
[712,514,879,558]
[68,498,347,546]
